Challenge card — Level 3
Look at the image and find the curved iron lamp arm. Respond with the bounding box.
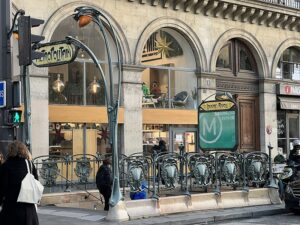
[73,6,123,207]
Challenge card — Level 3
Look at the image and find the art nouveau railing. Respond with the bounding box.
[34,150,276,198]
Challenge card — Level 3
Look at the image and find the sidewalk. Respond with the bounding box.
[38,204,287,225]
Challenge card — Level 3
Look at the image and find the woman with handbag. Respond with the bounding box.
[0,141,40,225]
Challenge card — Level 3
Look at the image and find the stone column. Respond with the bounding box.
[121,65,143,156]
[198,73,217,102]
[29,66,49,158]
[259,80,277,156]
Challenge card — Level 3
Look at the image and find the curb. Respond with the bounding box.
[120,205,287,225]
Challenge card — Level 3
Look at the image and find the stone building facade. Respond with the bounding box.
[10,0,300,159]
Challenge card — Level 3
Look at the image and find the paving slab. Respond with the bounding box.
[38,204,287,225]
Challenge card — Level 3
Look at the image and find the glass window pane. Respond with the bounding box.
[277,111,286,139]
[290,48,300,63]
[49,65,68,104]
[292,64,300,80]
[49,122,114,156]
[240,49,253,71]
[65,62,84,105]
[282,63,293,79]
[280,47,300,80]
[276,62,282,79]
[170,71,197,110]
[216,45,231,69]
[49,62,84,105]
[289,117,299,139]
[86,63,105,106]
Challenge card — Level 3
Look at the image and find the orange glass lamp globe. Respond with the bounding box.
[79,15,92,28]
[13,32,19,40]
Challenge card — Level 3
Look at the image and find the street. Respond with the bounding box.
[212,213,300,225]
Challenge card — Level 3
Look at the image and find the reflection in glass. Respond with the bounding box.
[49,122,115,156]
[240,49,253,71]
[52,74,65,93]
[278,47,300,80]
[217,44,231,69]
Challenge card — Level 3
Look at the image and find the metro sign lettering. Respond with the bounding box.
[200,114,223,144]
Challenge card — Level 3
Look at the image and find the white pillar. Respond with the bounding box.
[259,81,277,156]
[122,66,143,156]
[29,66,49,158]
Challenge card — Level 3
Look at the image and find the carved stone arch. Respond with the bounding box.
[134,17,207,71]
[272,38,300,78]
[211,29,268,78]
[42,1,131,63]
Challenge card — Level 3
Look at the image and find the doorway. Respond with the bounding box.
[170,127,197,153]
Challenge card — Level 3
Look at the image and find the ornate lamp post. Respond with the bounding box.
[72,6,127,221]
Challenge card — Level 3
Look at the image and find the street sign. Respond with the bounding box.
[32,40,78,67]
[198,99,238,151]
[0,81,6,108]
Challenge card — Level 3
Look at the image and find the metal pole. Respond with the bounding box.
[21,66,32,152]
[268,144,278,188]
[0,0,14,156]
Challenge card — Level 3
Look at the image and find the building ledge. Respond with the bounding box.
[127,0,300,32]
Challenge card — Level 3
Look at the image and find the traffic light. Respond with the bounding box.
[4,109,22,126]
[17,15,45,66]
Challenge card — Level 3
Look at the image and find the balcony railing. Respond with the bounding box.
[260,0,300,9]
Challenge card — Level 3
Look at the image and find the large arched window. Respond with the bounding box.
[48,15,120,157]
[216,39,257,76]
[141,28,197,110]
[140,28,198,154]
[276,47,300,80]
[48,16,118,105]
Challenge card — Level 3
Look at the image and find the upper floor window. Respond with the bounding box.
[216,39,256,76]
[276,47,300,81]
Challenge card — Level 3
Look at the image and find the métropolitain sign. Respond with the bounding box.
[33,40,78,67]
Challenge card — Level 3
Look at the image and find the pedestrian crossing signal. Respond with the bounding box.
[4,109,22,126]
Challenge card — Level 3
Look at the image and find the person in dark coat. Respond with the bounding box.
[96,158,112,211]
[0,141,39,225]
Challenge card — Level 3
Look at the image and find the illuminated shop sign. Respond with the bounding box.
[277,83,300,96]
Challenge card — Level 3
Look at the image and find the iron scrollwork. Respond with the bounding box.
[74,157,92,183]
[160,157,179,188]
[127,160,145,192]
[40,158,60,186]
[245,153,269,187]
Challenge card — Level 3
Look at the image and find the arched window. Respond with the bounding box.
[216,39,259,153]
[48,16,118,105]
[141,28,197,110]
[216,39,256,76]
[276,47,300,80]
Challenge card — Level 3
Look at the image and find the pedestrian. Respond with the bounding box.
[0,140,39,225]
[158,139,167,153]
[96,158,112,211]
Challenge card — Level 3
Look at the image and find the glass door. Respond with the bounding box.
[287,113,300,155]
[170,127,197,153]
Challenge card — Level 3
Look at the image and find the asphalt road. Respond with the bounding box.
[212,213,300,225]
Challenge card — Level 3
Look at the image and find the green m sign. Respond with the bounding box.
[198,99,238,151]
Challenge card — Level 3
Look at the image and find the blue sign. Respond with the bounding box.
[0,81,6,108]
